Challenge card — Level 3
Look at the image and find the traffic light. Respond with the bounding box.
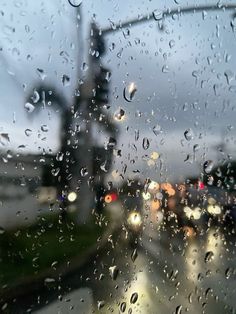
[94,66,110,104]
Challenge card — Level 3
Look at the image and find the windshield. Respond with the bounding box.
[0,1,236,313]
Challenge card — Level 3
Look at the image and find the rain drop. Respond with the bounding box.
[203,160,214,174]
[114,108,125,121]
[62,74,70,87]
[130,292,138,304]
[24,102,35,113]
[97,300,105,310]
[204,251,214,263]
[56,152,64,161]
[162,65,169,73]
[25,129,32,137]
[175,305,182,314]
[225,267,233,279]
[142,137,150,150]
[81,62,88,71]
[36,68,47,80]
[224,70,234,85]
[123,82,137,102]
[169,40,175,48]
[32,90,40,103]
[106,137,116,149]
[80,167,88,177]
[68,0,82,7]
[109,265,118,280]
[51,168,60,177]
[152,9,163,21]
[131,248,138,262]
[153,124,162,136]
[41,125,48,132]
[120,302,126,312]
[184,129,194,141]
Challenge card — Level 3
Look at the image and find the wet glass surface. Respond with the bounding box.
[0,1,236,313]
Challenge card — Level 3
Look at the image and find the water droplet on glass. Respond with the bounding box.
[97,300,105,310]
[162,65,169,73]
[169,40,175,48]
[80,167,88,177]
[32,90,40,103]
[203,160,214,174]
[25,129,32,137]
[143,137,150,150]
[56,152,64,161]
[41,125,48,132]
[100,161,108,172]
[207,175,214,185]
[130,292,138,304]
[68,0,82,7]
[114,108,125,121]
[188,292,193,304]
[123,82,137,102]
[175,305,182,314]
[24,102,35,113]
[193,144,200,153]
[105,71,111,82]
[202,10,207,20]
[106,137,116,149]
[62,74,70,87]
[51,168,60,177]
[81,62,88,71]
[184,129,194,141]
[204,251,214,263]
[152,9,163,21]
[135,129,139,141]
[36,68,47,80]
[120,302,126,312]
[131,248,138,262]
[224,70,234,85]
[225,267,233,279]
[109,265,118,280]
[0,133,10,145]
[153,124,162,136]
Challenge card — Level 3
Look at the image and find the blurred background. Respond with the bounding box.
[0,0,236,313]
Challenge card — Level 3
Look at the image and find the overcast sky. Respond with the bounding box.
[0,0,236,182]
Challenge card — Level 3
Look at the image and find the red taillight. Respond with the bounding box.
[198,181,205,190]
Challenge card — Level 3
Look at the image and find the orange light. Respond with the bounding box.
[182,226,196,238]
[151,199,160,211]
[104,193,118,204]
[104,194,112,203]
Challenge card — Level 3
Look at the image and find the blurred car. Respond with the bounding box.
[120,179,144,246]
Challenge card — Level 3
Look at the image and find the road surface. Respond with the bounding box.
[3,216,236,314]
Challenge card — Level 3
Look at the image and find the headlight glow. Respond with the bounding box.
[184,206,202,220]
[128,212,142,226]
[208,197,216,205]
[207,204,221,215]
[142,191,151,200]
[148,181,160,193]
[68,191,77,202]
